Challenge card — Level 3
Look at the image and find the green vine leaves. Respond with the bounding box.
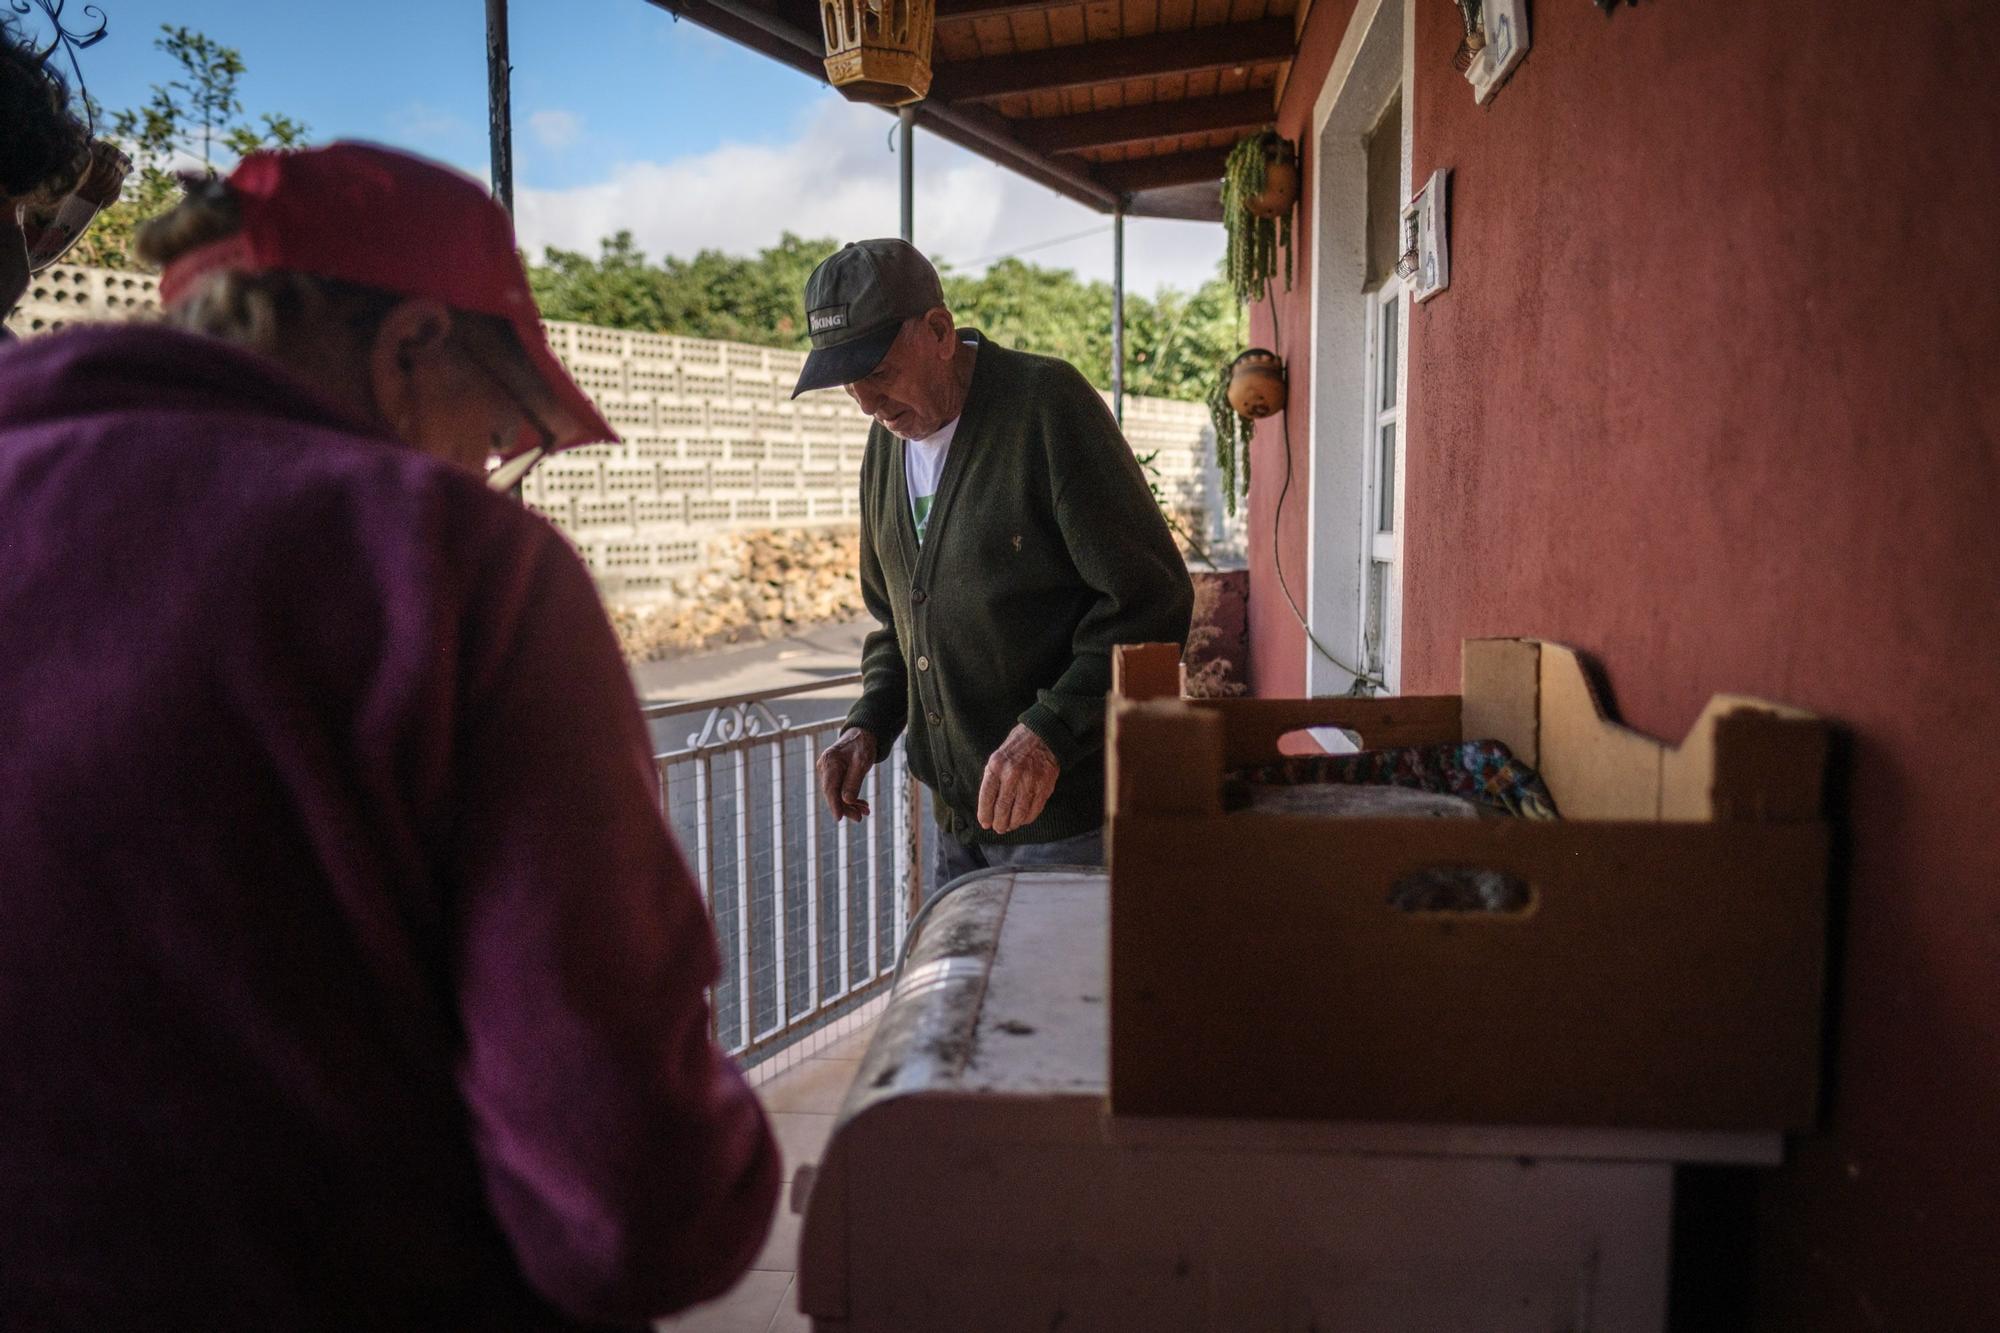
[1207,370,1252,518]
[1221,129,1297,309]
[1212,129,1298,516]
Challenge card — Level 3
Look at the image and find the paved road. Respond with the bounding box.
[632,617,872,707]
[633,616,872,754]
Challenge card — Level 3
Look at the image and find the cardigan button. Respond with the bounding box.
[916,655,931,671]
[912,587,927,604]
[927,711,941,726]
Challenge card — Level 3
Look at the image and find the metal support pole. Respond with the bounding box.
[897,105,915,243]
[1111,200,1126,424]
[485,0,514,215]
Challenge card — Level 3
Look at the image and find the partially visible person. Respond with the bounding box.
[21,137,130,266]
[1,13,95,331]
[802,239,1193,886]
[0,143,777,1330]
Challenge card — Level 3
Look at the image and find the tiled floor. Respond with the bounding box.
[656,1023,876,1333]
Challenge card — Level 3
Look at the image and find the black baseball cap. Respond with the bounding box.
[791,238,946,398]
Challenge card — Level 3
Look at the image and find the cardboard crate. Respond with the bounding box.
[1106,638,1830,1132]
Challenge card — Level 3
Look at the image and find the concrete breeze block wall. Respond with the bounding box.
[9,264,163,334]
[9,265,1234,604]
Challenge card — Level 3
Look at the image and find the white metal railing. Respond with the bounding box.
[643,677,925,1068]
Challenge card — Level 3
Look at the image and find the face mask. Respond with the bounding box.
[485,445,546,493]
[21,142,130,273]
[22,193,103,271]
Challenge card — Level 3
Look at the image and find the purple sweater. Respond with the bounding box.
[0,327,778,1330]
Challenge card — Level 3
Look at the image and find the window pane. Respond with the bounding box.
[1380,296,1400,411]
[1377,422,1397,532]
[1364,92,1403,286]
[1364,560,1388,675]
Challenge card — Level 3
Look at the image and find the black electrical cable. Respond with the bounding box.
[1260,283,1388,694]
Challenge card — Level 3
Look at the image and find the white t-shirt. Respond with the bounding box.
[904,416,958,544]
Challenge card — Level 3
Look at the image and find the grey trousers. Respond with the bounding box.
[933,824,1105,891]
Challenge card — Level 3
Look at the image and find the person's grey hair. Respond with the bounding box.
[136,176,522,365]
[135,178,402,355]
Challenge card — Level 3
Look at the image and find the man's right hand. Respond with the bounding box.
[817,727,879,822]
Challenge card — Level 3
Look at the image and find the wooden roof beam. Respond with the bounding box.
[1017,89,1275,155]
[935,0,1081,19]
[1093,146,1233,194]
[646,0,1121,212]
[929,18,1296,103]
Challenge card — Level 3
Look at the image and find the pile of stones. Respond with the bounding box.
[607,525,864,663]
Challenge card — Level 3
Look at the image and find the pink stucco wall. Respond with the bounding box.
[1252,0,2000,1323]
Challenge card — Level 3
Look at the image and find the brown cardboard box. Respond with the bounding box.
[1107,638,1829,1131]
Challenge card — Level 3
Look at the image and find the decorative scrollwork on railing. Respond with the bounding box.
[11,1,110,128]
[685,700,793,751]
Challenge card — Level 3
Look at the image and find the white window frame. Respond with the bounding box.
[1361,276,1406,691]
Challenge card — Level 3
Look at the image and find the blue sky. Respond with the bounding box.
[69,1,813,189]
[44,0,1225,293]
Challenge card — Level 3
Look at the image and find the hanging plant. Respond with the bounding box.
[1221,130,1299,308]
[1207,372,1250,518]
[1207,349,1287,517]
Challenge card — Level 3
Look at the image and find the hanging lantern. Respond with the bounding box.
[821,0,934,106]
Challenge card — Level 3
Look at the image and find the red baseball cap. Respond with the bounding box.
[158,141,616,455]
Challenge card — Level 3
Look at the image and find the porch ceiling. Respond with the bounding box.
[644,0,1305,221]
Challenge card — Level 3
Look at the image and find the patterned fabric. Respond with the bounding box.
[1224,739,1561,820]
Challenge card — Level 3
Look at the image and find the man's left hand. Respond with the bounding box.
[977,724,1060,835]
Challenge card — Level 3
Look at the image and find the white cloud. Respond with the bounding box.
[514,97,1224,297]
[529,109,584,151]
[388,101,467,148]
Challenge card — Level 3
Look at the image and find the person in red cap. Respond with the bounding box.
[0,142,778,1330]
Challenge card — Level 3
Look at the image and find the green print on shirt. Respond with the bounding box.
[912,492,936,543]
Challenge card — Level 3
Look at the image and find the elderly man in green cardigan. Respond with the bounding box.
[798,239,1193,886]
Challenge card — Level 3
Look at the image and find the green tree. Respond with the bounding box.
[70,26,307,271]
[662,232,835,346]
[528,232,1242,405]
[1126,274,1241,404]
[154,25,244,170]
[530,231,678,333]
[941,257,1115,388]
[944,257,1241,403]
[530,232,843,349]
